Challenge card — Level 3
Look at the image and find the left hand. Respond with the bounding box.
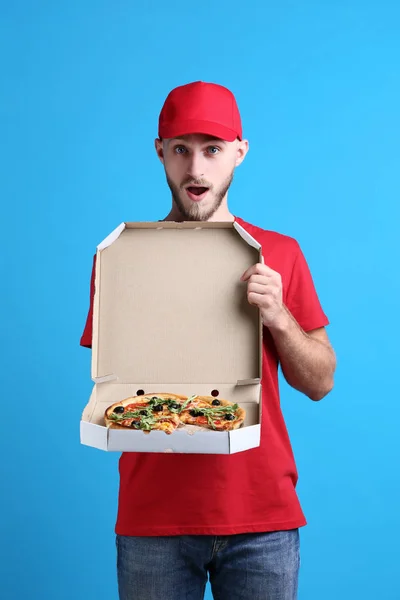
[240,262,285,328]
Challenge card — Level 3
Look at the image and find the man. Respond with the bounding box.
[80,81,336,600]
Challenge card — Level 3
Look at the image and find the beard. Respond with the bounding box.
[165,170,234,221]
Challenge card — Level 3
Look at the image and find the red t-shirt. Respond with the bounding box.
[80,216,329,536]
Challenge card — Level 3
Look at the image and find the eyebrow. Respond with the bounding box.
[171,138,227,146]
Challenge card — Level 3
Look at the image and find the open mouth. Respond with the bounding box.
[185,186,210,202]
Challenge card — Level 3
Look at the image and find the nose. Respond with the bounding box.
[186,150,206,181]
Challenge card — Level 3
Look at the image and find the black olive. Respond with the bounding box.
[131,421,139,428]
[189,409,204,417]
[113,406,125,414]
[153,405,163,412]
[140,410,147,415]
[170,403,179,410]
[225,414,235,421]
[212,399,221,406]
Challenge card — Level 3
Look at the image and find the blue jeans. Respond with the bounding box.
[116,529,300,600]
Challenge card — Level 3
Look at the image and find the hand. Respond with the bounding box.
[240,262,285,329]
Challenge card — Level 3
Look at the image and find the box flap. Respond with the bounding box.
[92,221,262,385]
[97,222,126,251]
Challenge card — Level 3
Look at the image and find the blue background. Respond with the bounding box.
[2,1,399,599]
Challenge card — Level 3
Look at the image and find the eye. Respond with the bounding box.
[207,146,220,155]
[174,145,187,154]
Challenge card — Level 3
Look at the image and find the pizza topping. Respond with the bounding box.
[107,394,243,433]
[186,403,239,417]
[224,414,235,421]
[189,409,205,417]
[181,401,241,429]
[113,411,142,419]
[199,404,240,429]
[108,403,180,433]
[139,417,158,431]
[144,397,193,413]
[125,403,149,411]
[178,396,198,412]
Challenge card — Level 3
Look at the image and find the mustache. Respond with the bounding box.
[180,178,213,189]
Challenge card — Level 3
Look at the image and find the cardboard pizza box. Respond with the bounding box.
[80,220,263,454]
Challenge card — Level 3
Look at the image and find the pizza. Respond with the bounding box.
[104,393,245,434]
[104,393,186,434]
[179,395,246,431]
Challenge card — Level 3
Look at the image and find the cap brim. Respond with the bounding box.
[159,119,240,142]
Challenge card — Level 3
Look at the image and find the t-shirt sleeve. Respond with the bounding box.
[80,254,96,349]
[285,241,329,332]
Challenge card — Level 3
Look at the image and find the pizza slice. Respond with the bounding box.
[179,396,246,431]
[104,393,187,434]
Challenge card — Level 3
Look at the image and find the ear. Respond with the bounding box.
[155,138,165,164]
[235,139,249,167]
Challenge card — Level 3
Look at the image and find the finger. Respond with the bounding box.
[248,282,268,295]
[241,263,276,281]
[248,274,272,286]
[241,264,262,281]
[247,291,265,306]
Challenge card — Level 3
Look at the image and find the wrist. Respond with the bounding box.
[264,305,292,333]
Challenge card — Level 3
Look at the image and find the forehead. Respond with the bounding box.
[166,133,227,145]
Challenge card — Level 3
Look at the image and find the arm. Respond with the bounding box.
[241,262,336,401]
[269,309,336,401]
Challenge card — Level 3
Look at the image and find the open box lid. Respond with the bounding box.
[91,221,263,386]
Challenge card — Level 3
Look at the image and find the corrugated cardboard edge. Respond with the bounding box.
[124,221,234,230]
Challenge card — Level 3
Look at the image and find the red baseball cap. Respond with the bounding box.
[158,81,243,142]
